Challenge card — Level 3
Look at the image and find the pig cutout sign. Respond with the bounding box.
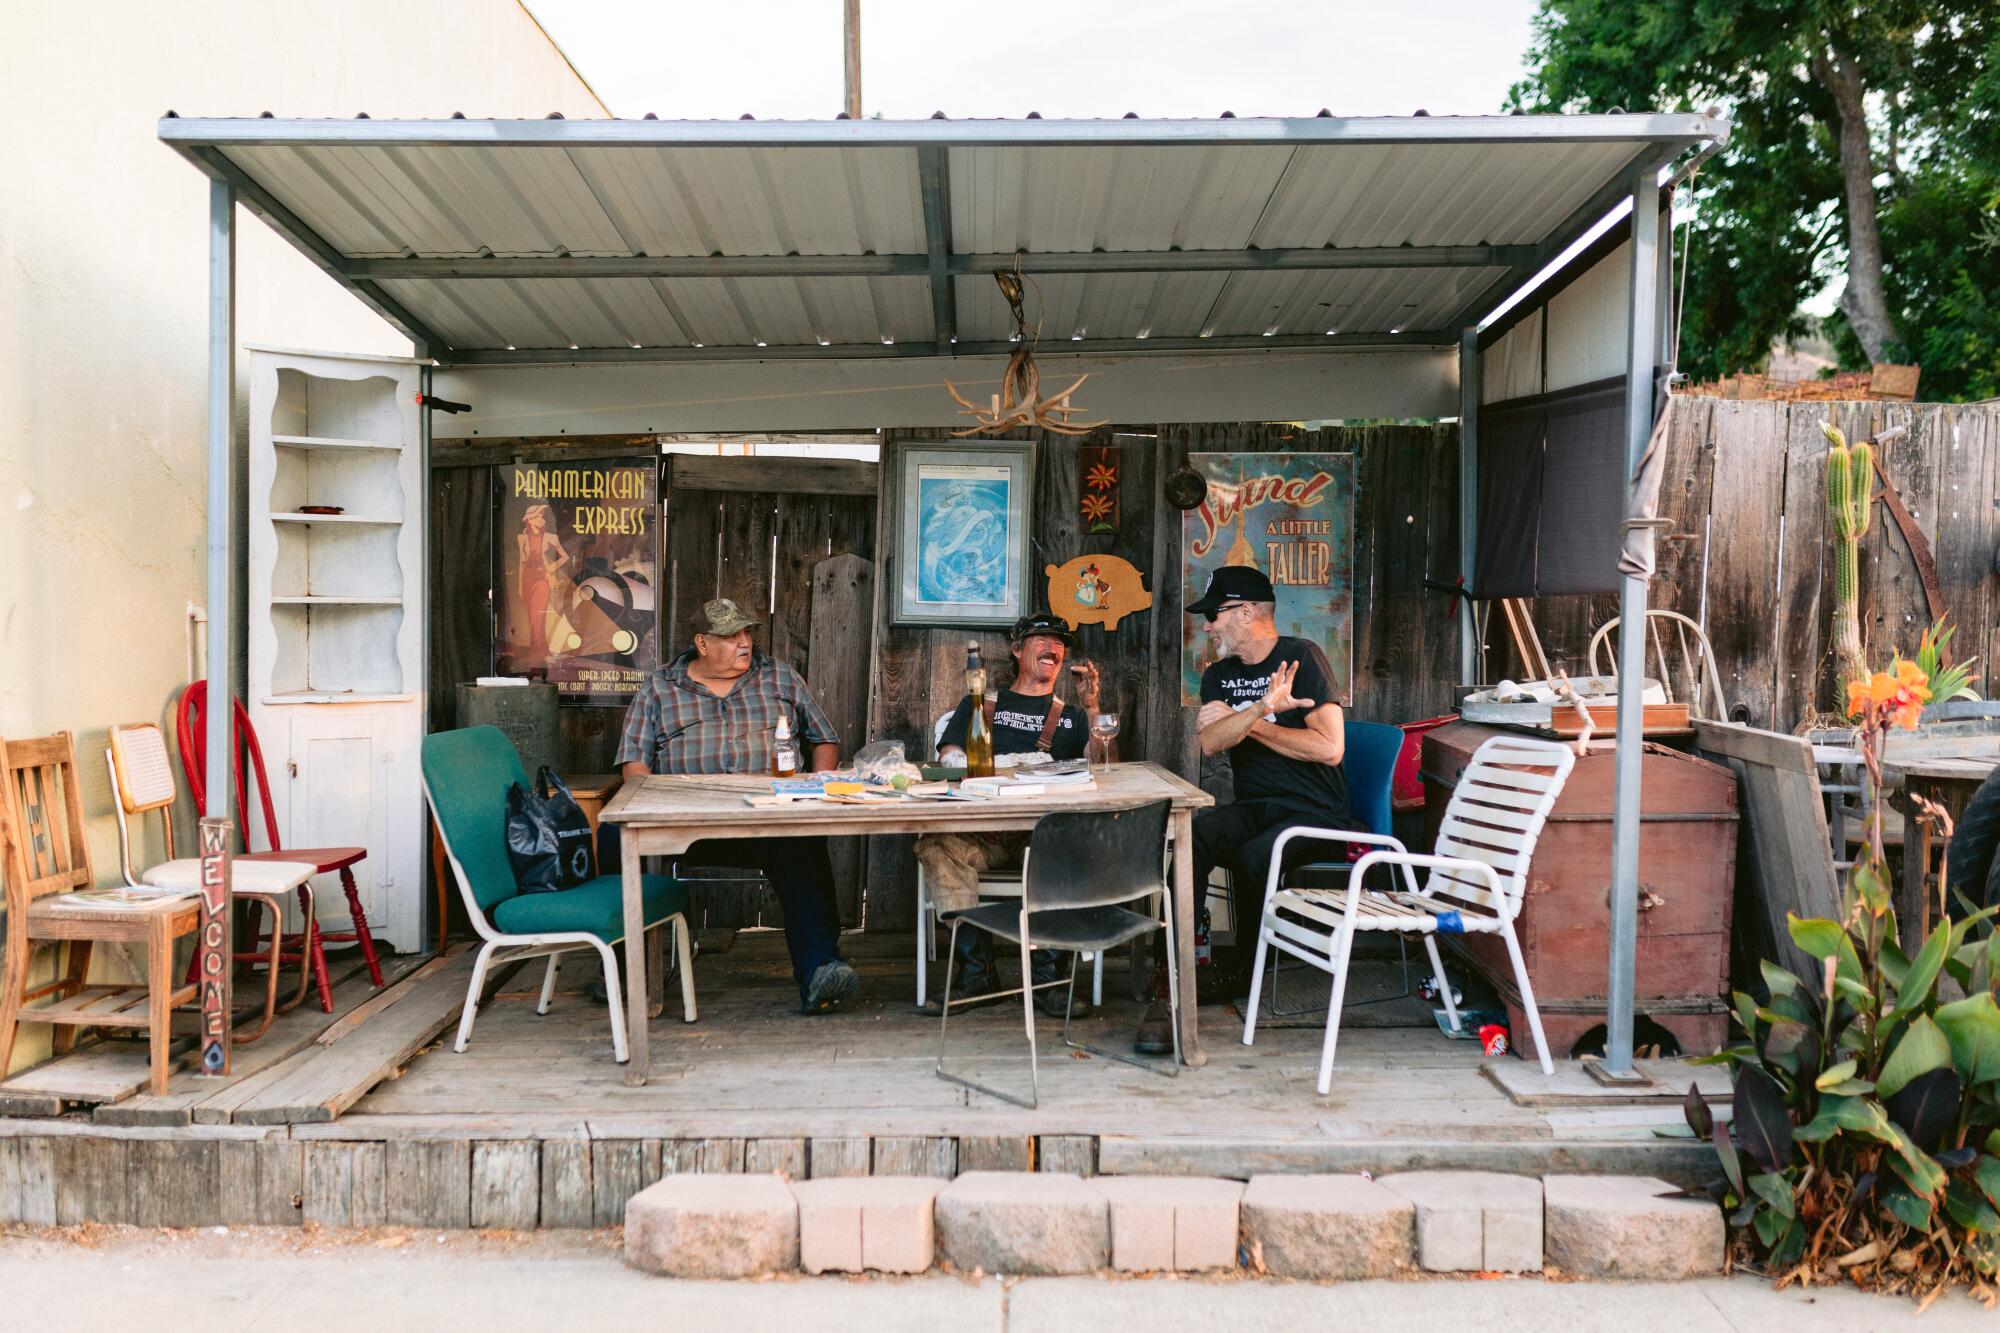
[1045,554,1153,632]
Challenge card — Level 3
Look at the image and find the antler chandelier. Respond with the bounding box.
[944,266,1106,437]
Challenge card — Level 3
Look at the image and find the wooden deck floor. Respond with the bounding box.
[345,931,1711,1160]
[0,932,1728,1228]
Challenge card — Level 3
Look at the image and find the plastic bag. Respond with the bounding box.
[852,739,923,787]
[504,767,596,894]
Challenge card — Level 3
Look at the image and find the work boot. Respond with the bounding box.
[803,958,861,1014]
[1032,949,1092,1019]
[924,926,1004,1013]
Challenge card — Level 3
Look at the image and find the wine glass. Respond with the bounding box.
[1089,711,1121,771]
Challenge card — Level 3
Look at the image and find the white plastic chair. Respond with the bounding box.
[1586,610,1727,721]
[1242,734,1575,1094]
[915,708,1104,1008]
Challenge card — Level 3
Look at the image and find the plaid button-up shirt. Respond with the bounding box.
[616,650,837,775]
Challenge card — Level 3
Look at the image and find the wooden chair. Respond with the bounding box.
[176,682,385,1001]
[106,723,319,1043]
[0,732,199,1095]
[1242,734,1576,1095]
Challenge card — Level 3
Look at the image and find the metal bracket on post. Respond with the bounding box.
[197,817,233,1074]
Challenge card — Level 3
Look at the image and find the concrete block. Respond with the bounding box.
[1543,1175,1724,1280]
[935,1171,1108,1275]
[1378,1170,1544,1272]
[1090,1176,1245,1272]
[623,1173,797,1279]
[792,1176,946,1275]
[1240,1174,1414,1280]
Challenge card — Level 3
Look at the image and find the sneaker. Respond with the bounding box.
[1133,998,1174,1055]
[803,959,861,1014]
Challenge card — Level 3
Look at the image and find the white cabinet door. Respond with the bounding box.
[284,708,392,940]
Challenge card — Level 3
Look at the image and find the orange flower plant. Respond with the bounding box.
[1844,656,1931,871]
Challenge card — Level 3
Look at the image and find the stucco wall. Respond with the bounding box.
[0,0,600,1073]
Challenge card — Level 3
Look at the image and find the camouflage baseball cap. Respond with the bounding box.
[695,597,760,637]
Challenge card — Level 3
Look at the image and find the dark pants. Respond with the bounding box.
[1193,801,1345,972]
[599,825,843,1001]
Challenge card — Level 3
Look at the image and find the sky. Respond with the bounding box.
[522,0,1542,121]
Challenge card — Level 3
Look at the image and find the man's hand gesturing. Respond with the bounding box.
[1259,659,1314,716]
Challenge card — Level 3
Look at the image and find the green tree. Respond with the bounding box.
[1511,1,2000,399]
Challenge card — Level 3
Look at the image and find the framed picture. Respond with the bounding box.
[893,441,1034,627]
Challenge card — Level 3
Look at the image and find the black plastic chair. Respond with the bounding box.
[935,800,1178,1108]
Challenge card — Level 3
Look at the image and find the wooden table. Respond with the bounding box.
[1886,741,2000,946]
[600,762,1213,1086]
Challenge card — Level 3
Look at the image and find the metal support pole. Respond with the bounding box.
[205,178,235,825]
[200,177,237,1075]
[1605,168,1661,1078]
[1458,328,1481,687]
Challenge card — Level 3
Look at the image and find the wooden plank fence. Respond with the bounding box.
[1504,400,1999,734]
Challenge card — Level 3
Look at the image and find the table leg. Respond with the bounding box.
[1170,808,1206,1067]
[621,831,649,1086]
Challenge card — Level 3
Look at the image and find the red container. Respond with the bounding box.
[1392,715,1457,812]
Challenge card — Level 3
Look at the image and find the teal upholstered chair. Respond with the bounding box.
[421,726,694,1062]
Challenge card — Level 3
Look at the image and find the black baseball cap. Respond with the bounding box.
[1186,566,1276,615]
[1010,611,1075,646]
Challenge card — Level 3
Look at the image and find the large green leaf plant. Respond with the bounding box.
[1691,657,2000,1297]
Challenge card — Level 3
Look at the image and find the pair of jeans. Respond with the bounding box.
[1192,800,1347,974]
[597,824,843,1001]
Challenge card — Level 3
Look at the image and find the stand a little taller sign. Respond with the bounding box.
[1180,453,1355,706]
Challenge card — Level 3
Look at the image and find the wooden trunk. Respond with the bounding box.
[1420,721,1739,1058]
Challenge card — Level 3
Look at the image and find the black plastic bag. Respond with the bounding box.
[504,767,596,894]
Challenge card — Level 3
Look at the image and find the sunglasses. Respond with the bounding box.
[1201,602,1252,625]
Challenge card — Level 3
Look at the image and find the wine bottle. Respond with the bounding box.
[963,640,994,778]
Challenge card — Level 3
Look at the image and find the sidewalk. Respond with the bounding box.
[2,1228,1991,1330]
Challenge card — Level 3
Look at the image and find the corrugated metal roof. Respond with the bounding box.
[161,114,1724,364]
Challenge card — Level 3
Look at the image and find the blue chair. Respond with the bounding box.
[422,726,695,1062]
[1258,719,1410,1015]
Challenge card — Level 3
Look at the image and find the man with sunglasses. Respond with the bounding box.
[1135,567,1349,1054]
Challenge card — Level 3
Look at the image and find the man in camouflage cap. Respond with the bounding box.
[615,598,859,1013]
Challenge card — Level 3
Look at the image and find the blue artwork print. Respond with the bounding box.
[916,469,1010,605]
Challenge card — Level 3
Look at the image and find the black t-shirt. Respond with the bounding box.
[939,688,1089,762]
[1200,637,1351,822]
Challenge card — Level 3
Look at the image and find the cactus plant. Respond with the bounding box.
[1822,419,1875,699]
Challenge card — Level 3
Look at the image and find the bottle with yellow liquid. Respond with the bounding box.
[963,640,995,779]
[770,713,800,778]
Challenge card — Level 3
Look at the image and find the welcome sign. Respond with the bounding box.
[1181,453,1355,705]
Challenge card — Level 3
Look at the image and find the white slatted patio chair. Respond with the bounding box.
[1242,734,1575,1095]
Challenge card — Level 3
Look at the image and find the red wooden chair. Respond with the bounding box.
[175,683,385,1010]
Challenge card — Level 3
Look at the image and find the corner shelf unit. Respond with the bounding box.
[248,348,427,954]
